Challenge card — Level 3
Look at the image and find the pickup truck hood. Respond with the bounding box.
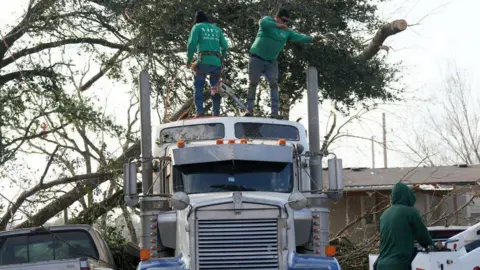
[0,258,112,270]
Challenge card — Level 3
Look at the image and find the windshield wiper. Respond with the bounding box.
[210,184,257,192]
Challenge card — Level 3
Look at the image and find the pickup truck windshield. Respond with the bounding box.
[173,160,293,194]
[0,230,98,265]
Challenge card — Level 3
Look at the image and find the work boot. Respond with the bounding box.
[270,114,284,120]
[196,112,205,118]
[242,110,253,117]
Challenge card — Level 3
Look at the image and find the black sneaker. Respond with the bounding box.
[270,115,284,120]
[196,112,205,117]
[242,111,253,117]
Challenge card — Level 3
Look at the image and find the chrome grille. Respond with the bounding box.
[197,219,279,269]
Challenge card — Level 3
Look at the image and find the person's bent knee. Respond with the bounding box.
[268,81,278,90]
[249,81,260,89]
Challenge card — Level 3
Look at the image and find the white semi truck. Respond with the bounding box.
[123,66,345,269]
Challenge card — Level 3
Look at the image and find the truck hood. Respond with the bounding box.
[189,192,291,209]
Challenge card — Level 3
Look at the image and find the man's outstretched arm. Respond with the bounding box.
[288,31,314,43]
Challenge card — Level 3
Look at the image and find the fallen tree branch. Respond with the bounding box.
[69,182,141,226]
[11,138,141,229]
[0,38,129,68]
[0,171,119,230]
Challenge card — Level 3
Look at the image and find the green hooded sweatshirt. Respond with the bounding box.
[187,22,228,67]
[375,182,433,270]
[249,16,313,61]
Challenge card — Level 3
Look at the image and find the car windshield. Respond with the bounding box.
[173,160,293,194]
[0,230,98,265]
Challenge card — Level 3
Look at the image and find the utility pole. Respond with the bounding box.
[382,112,387,168]
[371,136,375,170]
[63,209,68,224]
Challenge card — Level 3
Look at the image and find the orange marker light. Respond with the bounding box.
[325,245,336,257]
[228,139,235,144]
[216,139,224,144]
[240,138,247,144]
[140,249,150,260]
[278,139,286,146]
[177,141,185,148]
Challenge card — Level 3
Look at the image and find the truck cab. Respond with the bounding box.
[124,117,343,269]
[124,68,344,270]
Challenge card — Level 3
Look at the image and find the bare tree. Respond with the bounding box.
[402,64,480,166]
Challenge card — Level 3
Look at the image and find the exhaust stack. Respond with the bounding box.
[305,66,344,256]
[138,70,168,256]
[139,70,153,194]
[306,66,322,192]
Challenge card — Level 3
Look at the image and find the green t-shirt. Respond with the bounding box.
[250,16,313,61]
[187,22,228,67]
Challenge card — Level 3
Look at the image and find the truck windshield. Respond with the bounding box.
[0,230,98,265]
[173,160,293,194]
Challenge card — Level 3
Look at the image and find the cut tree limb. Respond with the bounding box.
[360,19,408,61]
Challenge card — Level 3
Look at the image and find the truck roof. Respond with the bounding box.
[153,116,309,149]
[0,224,95,237]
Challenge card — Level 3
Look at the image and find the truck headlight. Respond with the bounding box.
[171,191,190,210]
[287,192,307,210]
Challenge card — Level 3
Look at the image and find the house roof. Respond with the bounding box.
[321,164,480,188]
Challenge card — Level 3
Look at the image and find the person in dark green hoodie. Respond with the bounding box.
[187,11,228,117]
[244,8,323,119]
[374,182,439,270]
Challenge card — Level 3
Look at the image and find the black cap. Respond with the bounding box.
[194,11,209,24]
[276,8,290,18]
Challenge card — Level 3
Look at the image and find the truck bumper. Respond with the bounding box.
[137,255,188,270]
[288,252,341,270]
[137,253,341,270]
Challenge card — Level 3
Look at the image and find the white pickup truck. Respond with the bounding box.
[0,224,118,270]
[369,224,480,270]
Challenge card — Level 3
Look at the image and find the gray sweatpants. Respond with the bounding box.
[246,55,279,116]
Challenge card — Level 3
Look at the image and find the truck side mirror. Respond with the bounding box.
[327,158,344,201]
[123,163,139,207]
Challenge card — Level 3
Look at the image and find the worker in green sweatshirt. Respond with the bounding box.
[374,182,442,270]
[187,11,228,117]
[244,8,323,119]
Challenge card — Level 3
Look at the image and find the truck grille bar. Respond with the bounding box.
[197,219,279,269]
